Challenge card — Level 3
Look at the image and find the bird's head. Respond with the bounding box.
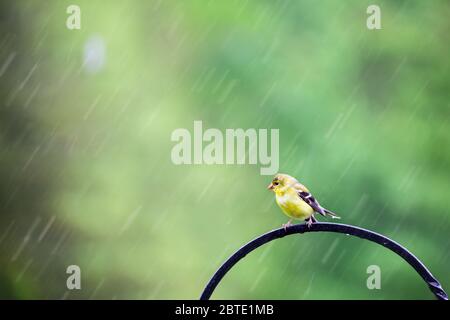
[267,173,298,194]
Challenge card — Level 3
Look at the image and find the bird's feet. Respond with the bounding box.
[305,215,317,228]
[282,220,292,231]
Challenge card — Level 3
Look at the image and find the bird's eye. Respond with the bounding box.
[273,181,279,186]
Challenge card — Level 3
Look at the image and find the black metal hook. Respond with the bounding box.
[200,222,448,300]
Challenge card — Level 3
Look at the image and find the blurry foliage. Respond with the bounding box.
[0,0,449,299]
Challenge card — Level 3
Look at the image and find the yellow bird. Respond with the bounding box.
[267,173,340,229]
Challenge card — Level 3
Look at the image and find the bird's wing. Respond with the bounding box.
[298,191,327,216]
[298,191,340,218]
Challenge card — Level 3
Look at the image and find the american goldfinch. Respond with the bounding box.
[267,173,340,229]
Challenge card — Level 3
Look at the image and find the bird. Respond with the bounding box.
[267,173,340,229]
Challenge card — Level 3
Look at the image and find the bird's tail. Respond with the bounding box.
[324,208,340,219]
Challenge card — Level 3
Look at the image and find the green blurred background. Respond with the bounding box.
[0,0,449,299]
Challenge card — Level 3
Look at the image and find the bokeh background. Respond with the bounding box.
[0,0,449,299]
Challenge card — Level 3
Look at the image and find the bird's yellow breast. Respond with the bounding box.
[275,188,314,220]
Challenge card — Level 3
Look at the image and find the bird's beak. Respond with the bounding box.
[267,183,274,190]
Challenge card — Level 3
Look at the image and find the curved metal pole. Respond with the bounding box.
[200,222,448,300]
